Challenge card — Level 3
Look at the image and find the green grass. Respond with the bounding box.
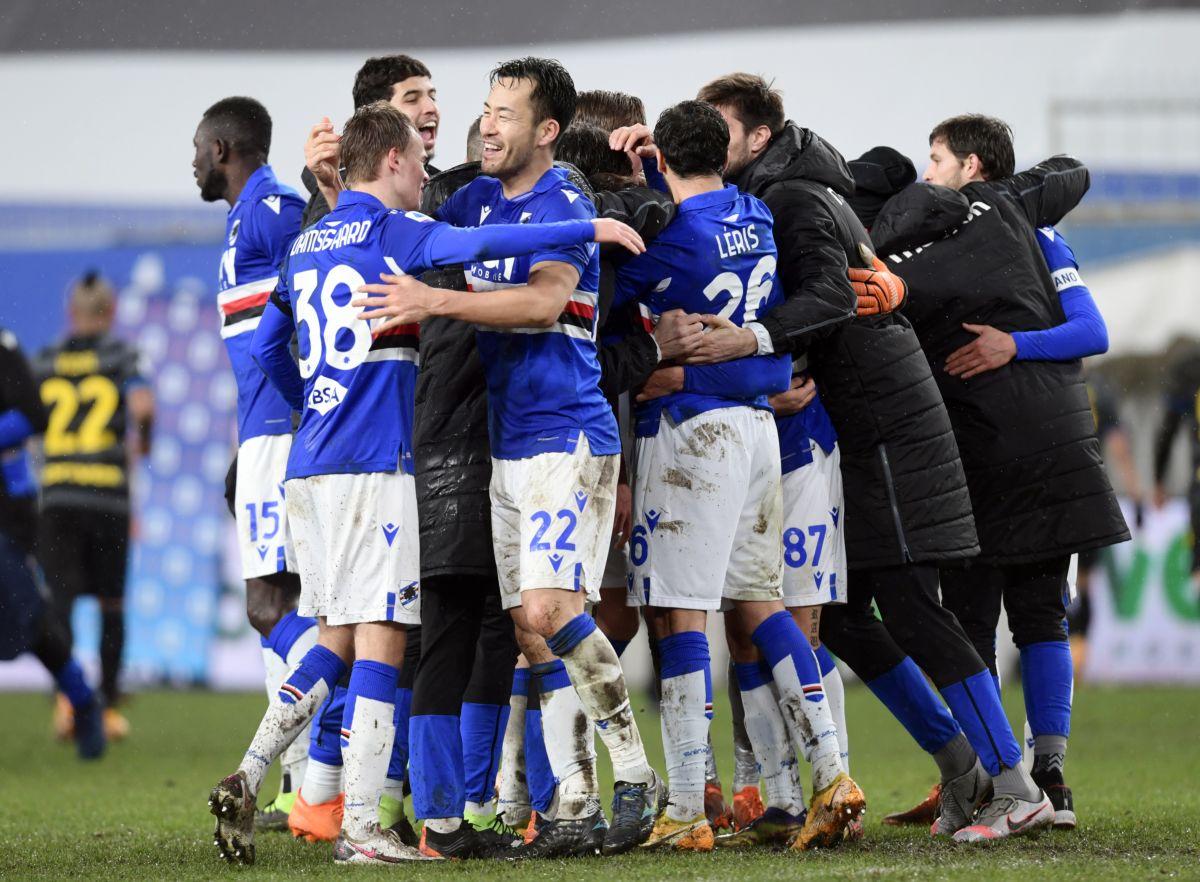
[0,685,1197,880]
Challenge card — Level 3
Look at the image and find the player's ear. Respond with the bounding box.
[654,146,668,177]
[538,117,560,150]
[751,124,772,156]
[213,137,230,165]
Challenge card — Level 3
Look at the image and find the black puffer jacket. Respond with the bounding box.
[733,124,979,568]
[414,163,672,578]
[869,157,1129,563]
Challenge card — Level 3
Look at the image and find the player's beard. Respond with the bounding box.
[198,166,228,202]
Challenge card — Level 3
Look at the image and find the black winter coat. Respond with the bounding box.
[869,157,1130,563]
[413,163,670,577]
[733,124,979,569]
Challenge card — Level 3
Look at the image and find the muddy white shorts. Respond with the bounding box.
[781,442,847,607]
[627,407,783,611]
[235,433,295,580]
[490,436,618,610]
[286,469,421,626]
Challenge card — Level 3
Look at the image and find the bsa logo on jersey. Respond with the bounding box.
[308,376,347,415]
[228,219,241,246]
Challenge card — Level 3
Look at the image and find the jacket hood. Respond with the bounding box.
[869,182,972,255]
[734,122,854,199]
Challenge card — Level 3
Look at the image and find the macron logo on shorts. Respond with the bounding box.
[574,490,588,512]
[645,509,661,533]
[829,506,840,527]
[381,522,399,546]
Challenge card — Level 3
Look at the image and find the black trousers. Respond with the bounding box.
[820,563,988,689]
[37,507,129,704]
[410,574,518,718]
[940,556,1070,674]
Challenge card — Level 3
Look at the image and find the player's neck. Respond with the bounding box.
[223,160,264,206]
[348,178,404,211]
[498,153,553,201]
[666,173,724,206]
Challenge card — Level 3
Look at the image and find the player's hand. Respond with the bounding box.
[636,365,685,402]
[682,313,759,364]
[769,375,817,417]
[849,249,907,317]
[653,309,705,361]
[609,123,656,157]
[612,480,632,549]
[591,218,645,255]
[305,117,344,195]
[944,323,1017,379]
[353,273,439,329]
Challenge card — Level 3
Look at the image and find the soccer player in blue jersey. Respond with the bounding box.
[353,58,663,858]
[607,100,863,852]
[207,101,642,866]
[193,96,319,829]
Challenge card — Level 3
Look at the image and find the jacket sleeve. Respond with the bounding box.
[598,333,660,401]
[981,156,1090,229]
[0,332,47,447]
[756,191,857,355]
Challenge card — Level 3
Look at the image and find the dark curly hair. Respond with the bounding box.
[653,100,729,179]
[352,55,431,109]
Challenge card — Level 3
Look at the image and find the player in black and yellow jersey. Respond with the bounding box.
[32,273,154,740]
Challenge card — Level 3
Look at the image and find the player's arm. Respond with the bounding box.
[252,296,305,411]
[980,155,1089,229]
[945,228,1109,378]
[126,383,154,458]
[0,332,47,448]
[415,216,643,270]
[362,260,579,329]
[636,352,792,403]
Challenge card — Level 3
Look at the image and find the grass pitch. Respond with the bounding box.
[0,684,1197,880]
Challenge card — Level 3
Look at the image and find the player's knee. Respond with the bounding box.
[245,578,294,637]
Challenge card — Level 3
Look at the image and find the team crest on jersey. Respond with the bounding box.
[228,219,241,246]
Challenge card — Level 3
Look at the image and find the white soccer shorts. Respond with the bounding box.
[286,470,421,626]
[627,407,784,611]
[234,433,295,580]
[781,442,847,608]
[490,436,618,610]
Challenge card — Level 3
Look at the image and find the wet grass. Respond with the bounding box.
[0,684,1197,880]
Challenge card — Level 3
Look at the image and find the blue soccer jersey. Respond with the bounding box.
[613,185,791,436]
[217,164,305,442]
[437,167,620,460]
[776,388,838,475]
[253,190,602,480]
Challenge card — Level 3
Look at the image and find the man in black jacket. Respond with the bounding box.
[865,115,1130,835]
[615,74,1048,843]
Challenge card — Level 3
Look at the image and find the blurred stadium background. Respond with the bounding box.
[1,0,1198,695]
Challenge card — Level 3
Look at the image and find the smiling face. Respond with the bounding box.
[478,77,549,182]
[191,122,226,202]
[389,75,439,160]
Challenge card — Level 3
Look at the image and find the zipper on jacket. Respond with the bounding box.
[877,444,913,564]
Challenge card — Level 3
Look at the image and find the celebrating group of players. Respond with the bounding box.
[191,50,1129,866]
